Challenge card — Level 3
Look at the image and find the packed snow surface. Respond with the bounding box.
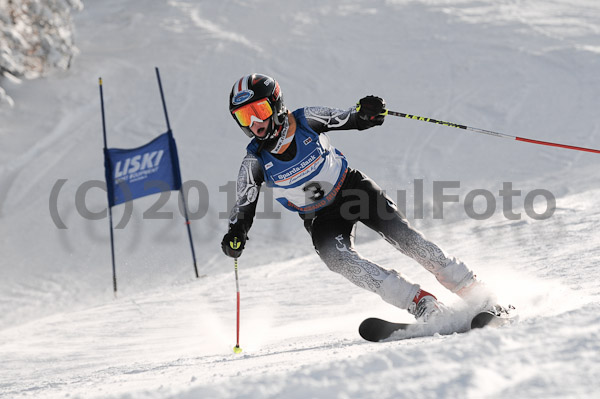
[1,1,599,398]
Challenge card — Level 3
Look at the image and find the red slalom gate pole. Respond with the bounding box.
[387,110,600,154]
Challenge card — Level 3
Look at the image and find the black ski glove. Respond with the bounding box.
[356,95,386,129]
[221,230,246,258]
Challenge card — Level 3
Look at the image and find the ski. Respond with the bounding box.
[471,304,517,329]
[359,305,518,342]
[359,318,413,343]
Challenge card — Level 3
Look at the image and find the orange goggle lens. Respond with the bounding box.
[232,100,273,127]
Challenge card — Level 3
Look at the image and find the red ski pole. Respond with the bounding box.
[387,110,600,154]
[231,238,242,354]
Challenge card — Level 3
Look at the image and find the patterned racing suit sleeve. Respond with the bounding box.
[227,153,264,237]
[303,106,378,133]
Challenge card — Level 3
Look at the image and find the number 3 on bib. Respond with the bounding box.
[303,182,325,201]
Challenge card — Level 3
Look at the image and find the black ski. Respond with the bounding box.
[471,304,517,329]
[359,305,517,342]
[358,318,413,342]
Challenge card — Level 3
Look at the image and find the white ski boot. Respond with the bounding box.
[407,289,447,323]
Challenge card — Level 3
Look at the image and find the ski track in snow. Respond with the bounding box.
[1,1,600,398]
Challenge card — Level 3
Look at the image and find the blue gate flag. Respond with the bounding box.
[104,130,182,207]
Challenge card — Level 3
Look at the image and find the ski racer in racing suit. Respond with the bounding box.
[221,73,500,322]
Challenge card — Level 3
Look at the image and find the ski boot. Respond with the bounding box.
[407,289,447,323]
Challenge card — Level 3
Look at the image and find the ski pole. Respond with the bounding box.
[231,238,242,354]
[386,110,600,154]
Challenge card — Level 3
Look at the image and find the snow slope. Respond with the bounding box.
[1,1,599,398]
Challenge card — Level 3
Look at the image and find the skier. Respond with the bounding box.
[221,73,500,323]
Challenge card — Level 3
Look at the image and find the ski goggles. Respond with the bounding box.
[232,99,273,127]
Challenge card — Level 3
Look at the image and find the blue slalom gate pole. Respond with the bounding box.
[99,77,118,296]
[155,67,200,278]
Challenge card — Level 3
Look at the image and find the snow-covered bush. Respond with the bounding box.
[0,0,82,106]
